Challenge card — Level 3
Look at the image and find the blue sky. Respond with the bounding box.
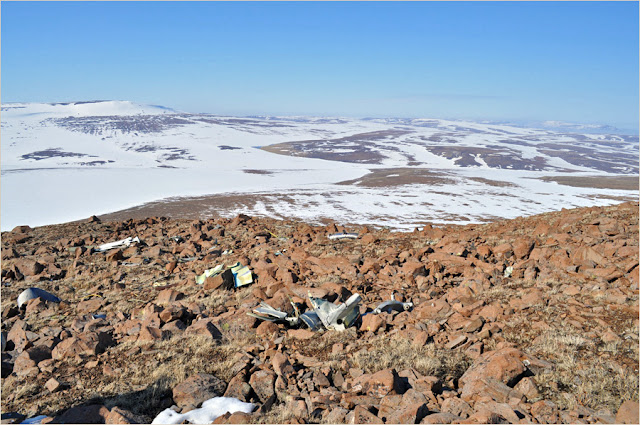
[2,1,638,129]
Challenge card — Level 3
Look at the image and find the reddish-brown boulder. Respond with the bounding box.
[530,400,559,423]
[616,400,640,424]
[14,345,52,377]
[156,289,184,305]
[249,369,276,404]
[51,331,114,360]
[420,412,464,424]
[362,369,403,398]
[460,347,527,388]
[14,259,45,276]
[185,319,223,340]
[360,313,385,333]
[172,373,227,408]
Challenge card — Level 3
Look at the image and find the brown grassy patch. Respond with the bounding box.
[351,335,471,381]
[336,168,456,188]
[539,175,639,190]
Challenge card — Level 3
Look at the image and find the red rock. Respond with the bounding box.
[14,259,45,276]
[460,376,524,403]
[476,245,492,259]
[223,373,253,402]
[51,331,114,359]
[53,404,110,424]
[14,345,52,377]
[387,403,429,424]
[473,401,521,424]
[571,246,606,266]
[445,335,467,350]
[24,298,48,316]
[8,320,31,351]
[513,376,540,401]
[156,289,184,305]
[420,412,464,424]
[459,348,528,388]
[616,400,640,424]
[530,400,559,423]
[362,369,403,398]
[249,369,276,403]
[77,298,105,313]
[173,373,227,408]
[463,317,485,333]
[45,377,64,393]
[512,238,535,259]
[161,320,187,336]
[271,352,295,379]
[138,326,165,341]
[165,261,177,273]
[465,342,483,360]
[402,261,427,277]
[256,321,280,337]
[159,305,186,323]
[204,270,234,291]
[509,288,544,310]
[105,249,124,262]
[440,397,473,419]
[104,406,146,424]
[492,243,513,259]
[360,313,385,333]
[287,329,315,340]
[185,319,223,340]
[351,405,383,424]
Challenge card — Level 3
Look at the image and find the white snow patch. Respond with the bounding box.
[151,397,255,424]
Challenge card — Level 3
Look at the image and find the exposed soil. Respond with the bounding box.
[540,176,639,191]
[336,168,456,188]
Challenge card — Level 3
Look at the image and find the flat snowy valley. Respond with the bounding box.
[2,101,638,231]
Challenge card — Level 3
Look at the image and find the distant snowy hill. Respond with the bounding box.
[1,101,638,231]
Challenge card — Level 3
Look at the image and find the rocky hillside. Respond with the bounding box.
[1,202,638,424]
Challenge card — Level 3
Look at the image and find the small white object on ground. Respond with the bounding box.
[17,288,61,309]
[151,397,255,424]
[96,236,141,252]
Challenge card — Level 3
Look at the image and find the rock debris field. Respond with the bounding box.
[1,202,638,424]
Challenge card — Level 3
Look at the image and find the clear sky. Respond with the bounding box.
[2,1,638,129]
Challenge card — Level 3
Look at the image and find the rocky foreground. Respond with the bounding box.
[1,202,638,424]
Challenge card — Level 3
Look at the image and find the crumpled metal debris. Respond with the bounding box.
[195,263,253,289]
[195,265,224,285]
[372,294,413,314]
[230,262,253,287]
[309,293,362,331]
[328,232,359,240]
[96,236,141,252]
[248,292,362,332]
[504,266,514,278]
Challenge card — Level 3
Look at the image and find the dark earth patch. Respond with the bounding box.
[21,148,98,161]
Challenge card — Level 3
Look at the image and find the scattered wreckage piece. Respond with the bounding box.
[328,232,359,241]
[195,265,224,285]
[372,294,414,314]
[299,311,322,331]
[195,263,253,289]
[309,293,362,331]
[17,288,61,309]
[249,292,363,332]
[230,262,253,288]
[96,236,141,252]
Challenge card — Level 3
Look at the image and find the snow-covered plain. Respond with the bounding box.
[1,101,637,231]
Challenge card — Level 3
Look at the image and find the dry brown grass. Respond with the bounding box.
[350,335,471,381]
[527,328,638,412]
